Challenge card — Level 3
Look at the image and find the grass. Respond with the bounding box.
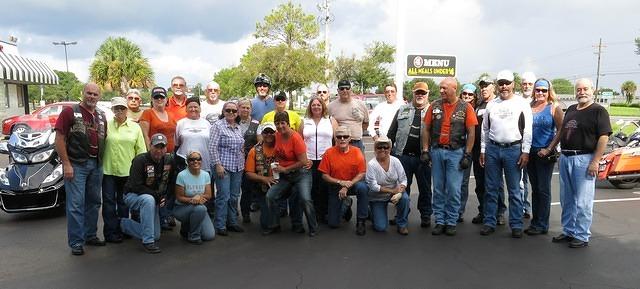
[608,106,640,117]
[611,121,639,136]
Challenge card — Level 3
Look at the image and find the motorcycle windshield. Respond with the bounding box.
[8,122,55,151]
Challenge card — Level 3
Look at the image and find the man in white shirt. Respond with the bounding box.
[367,83,404,140]
[200,81,226,124]
[479,70,532,238]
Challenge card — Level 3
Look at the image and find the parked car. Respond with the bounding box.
[1,102,76,136]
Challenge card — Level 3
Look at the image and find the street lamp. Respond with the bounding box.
[52,41,77,73]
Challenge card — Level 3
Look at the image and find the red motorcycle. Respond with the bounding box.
[598,146,640,189]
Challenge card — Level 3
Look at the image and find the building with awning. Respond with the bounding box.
[0,37,59,120]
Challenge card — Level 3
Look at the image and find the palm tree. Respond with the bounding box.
[621,81,637,104]
[89,37,154,96]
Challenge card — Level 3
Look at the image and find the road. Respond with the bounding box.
[0,138,639,289]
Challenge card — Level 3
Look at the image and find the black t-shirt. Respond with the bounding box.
[473,101,489,150]
[560,103,611,151]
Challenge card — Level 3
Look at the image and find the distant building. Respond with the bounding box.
[0,37,58,120]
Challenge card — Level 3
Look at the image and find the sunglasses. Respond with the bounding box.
[275,98,287,102]
[535,88,549,93]
[153,95,166,99]
[414,91,428,96]
[462,92,475,96]
[375,146,390,150]
[256,83,269,88]
[262,130,275,135]
[187,157,202,162]
[225,109,238,113]
[336,135,350,140]
[338,87,350,91]
[127,96,141,101]
[172,83,185,88]
[207,88,219,92]
[112,106,127,112]
[496,80,512,86]
[317,91,328,94]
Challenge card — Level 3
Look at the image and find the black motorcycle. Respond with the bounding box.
[0,124,64,213]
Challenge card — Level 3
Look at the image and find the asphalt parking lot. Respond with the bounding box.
[0,138,639,289]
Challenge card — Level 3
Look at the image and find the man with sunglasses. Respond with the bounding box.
[422,78,477,236]
[251,73,275,121]
[245,122,279,231]
[316,84,330,105]
[328,80,369,153]
[166,76,189,121]
[261,91,303,131]
[319,126,369,235]
[125,89,143,122]
[387,81,433,228]
[367,83,404,140]
[479,70,532,238]
[201,81,226,124]
[519,71,537,219]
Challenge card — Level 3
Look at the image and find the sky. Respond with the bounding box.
[2,0,639,92]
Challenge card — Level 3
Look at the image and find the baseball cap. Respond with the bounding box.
[274,91,287,101]
[150,133,168,147]
[335,126,351,137]
[462,83,477,93]
[412,82,429,93]
[521,72,537,84]
[151,87,167,99]
[337,80,351,89]
[257,122,276,134]
[496,70,514,82]
[111,97,127,108]
[478,75,494,86]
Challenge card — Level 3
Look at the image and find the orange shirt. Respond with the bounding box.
[245,145,275,175]
[139,109,177,152]
[166,96,187,121]
[318,145,366,181]
[424,100,477,145]
[274,131,307,168]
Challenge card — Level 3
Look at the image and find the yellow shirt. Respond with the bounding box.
[261,110,302,131]
[102,119,147,176]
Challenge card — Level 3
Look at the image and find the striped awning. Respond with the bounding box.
[0,52,58,85]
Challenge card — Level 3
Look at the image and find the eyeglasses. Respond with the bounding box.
[187,157,202,162]
[127,96,141,101]
[172,83,185,88]
[335,135,350,140]
[535,88,549,93]
[225,109,238,113]
[375,146,390,150]
[414,91,428,96]
[496,80,512,86]
[207,88,219,92]
[112,106,127,112]
[317,91,327,94]
[338,87,350,91]
[462,92,475,96]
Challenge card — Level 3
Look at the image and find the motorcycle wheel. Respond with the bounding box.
[610,179,639,189]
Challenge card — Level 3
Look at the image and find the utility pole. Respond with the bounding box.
[52,41,77,101]
[593,38,605,102]
[317,0,333,79]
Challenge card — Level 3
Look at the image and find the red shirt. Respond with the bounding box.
[274,131,307,168]
[55,104,104,157]
[424,100,477,145]
[166,96,187,121]
[318,145,366,181]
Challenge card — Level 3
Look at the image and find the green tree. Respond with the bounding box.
[332,54,358,82]
[352,41,395,94]
[214,65,255,99]
[621,81,637,104]
[27,70,83,103]
[89,37,154,95]
[255,1,318,49]
[551,78,574,94]
[403,78,439,102]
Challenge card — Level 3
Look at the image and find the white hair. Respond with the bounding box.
[206,81,220,90]
[575,78,594,89]
[126,88,141,97]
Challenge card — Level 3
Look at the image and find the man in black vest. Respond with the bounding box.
[422,78,478,236]
[55,83,108,256]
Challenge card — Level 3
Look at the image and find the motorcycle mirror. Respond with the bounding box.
[0,141,8,154]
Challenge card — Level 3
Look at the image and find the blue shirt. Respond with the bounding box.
[251,96,275,121]
[175,169,211,205]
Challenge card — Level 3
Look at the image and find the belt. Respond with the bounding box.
[561,150,591,156]
[489,139,522,147]
[433,144,456,150]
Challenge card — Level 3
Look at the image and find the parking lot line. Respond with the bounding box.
[551,197,640,206]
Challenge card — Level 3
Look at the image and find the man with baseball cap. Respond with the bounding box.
[479,70,532,238]
[121,133,175,253]
[387,81,433,228]
[328,80,369,153]
[261,91,303,131]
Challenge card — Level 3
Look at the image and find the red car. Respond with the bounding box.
[2,102,76,136]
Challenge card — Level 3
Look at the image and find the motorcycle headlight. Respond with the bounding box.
[43,165,63,184]
[0,169,9,185]
[11,151,28,163]
[30,149,54,163]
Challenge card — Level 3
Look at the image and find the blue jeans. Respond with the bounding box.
[265,168,318,232]
[396,154,432,219]
[459,164,472,216]
[349,139,365,154]
[483,143,524,229]
[559,153,596,242]
[471,148,506,216]
[328,181,369,227]
[101,175,129,240]
[121,193,161,244]
[521,168,531,213]
[174,204,215,241]
[214,170,243,230]
[65,158,103,249]
[370,192,410,231]
[527,148,554,232]
[431,147,464,226]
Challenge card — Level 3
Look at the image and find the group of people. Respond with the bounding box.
[54,70,610,256]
